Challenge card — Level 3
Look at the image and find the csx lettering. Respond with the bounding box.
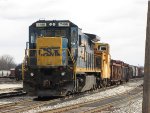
[40,47,60,56]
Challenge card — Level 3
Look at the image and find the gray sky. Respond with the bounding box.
[0,0,147,66]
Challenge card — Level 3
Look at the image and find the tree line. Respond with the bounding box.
[0,55,16,70]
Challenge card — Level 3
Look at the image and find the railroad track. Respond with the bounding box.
[0,84,120,113]
[0,80,143,113]
[84,91,142,113]
[129,77,143,82]
[43,85,142,113]
[0,90,26,99]
[0,97,61,113]
[0,76,11,78]
[0,77,22,83]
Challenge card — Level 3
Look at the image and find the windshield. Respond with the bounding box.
[40,29,67,37]
[30,28,68,43]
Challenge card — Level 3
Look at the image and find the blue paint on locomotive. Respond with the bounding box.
[76,33,94,68]
[62,38,68,65]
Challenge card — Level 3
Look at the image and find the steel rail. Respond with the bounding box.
[0,98,33,110]
[0,84,119,113]
[0,98,61,113]
[0,85,117,113]
[0,90,26,99]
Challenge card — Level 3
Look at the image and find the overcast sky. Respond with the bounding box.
[0,0,147,66]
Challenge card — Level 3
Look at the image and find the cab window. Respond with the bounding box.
[100,46,107,51]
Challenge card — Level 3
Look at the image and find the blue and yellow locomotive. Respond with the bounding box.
[23,20,110,97]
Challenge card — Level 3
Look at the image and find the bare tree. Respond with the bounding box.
[0,55,16,70]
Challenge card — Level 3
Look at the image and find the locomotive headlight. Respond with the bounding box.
[61,72,65,76]
[30,73,34,77]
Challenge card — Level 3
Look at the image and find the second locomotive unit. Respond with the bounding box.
[23,20,111,97]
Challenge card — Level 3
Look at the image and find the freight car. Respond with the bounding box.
[15,64,22,81]
[0,70,10,77]
[110,60,129,85]
[129,65,144,78]
[138,66,144,77]
[9,68,15,78]
[9,64,22,80]
[22,20,143,97]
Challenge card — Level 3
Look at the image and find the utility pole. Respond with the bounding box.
[143,1,150,113]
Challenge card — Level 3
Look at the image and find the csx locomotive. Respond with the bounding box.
[23,20,143,97]
[23,20,111,96]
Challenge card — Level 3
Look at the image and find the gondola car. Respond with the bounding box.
[110,60,129,85]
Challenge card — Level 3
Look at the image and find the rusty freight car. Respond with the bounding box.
[110,60,129,85]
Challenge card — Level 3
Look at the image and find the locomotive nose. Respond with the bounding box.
[36,37,68,66]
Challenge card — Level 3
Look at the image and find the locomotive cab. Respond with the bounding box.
[94,43,111,84]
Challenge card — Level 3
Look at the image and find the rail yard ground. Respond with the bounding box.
[0,78,143,113]
[0,77,22,84]
[101,95,142,113]
[0,78,23,99]
[0,78,22,91]
[26,78,143,113]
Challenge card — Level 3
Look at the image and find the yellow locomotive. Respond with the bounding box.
[23,20,110,97]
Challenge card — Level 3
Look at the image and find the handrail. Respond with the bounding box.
[67,49,75,64]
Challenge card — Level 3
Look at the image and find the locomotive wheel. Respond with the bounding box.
[66,91,72,96]
[120,80,123,84]
[37,96,44,99]
[100,83,103,88]
[110,81,113,86]
[103,79,108,87]
[107,81,111,87]
[93,85,97,90]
